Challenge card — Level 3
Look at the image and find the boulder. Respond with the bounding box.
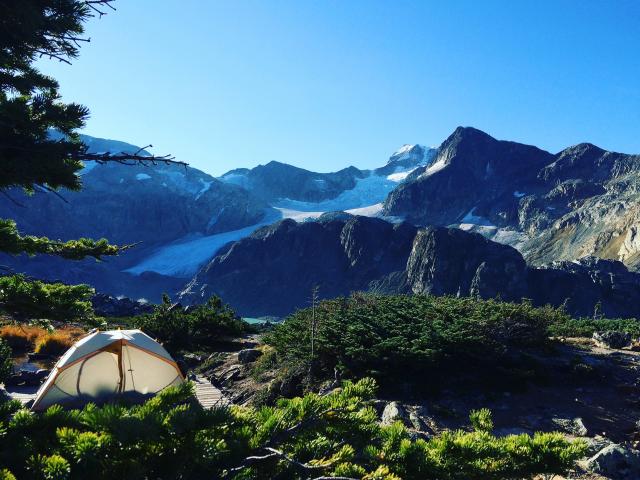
[238,349,262,364]
[381,401,408,426]
[593,331,632,349]
[586,444,640,479]
[551,417,589,437]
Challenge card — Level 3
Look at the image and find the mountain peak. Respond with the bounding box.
[387,144,424,163]
[559,142,606,157]
[449,126,497,143]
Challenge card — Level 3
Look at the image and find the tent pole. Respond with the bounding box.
[117,339,125,394]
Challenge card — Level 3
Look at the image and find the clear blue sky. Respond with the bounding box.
[41,0,640,176]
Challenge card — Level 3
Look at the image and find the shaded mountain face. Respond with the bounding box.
[0,134,270,300]
[383,127,554,226]
[179,216,418,316]
[383,127,640,271]
[180,216,640,318]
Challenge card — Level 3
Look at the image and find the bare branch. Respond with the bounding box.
[85,0,117,17]
[80,152,187,168]
[134,144,153,156]
[224,447,335,478]
[34,50,72,65]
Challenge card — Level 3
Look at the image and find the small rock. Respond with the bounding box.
[318,380,339,396]
[238,348,262,364]
[381,401,408,426]
[552,417,589,436]
[593,331,632,349]
[182,353,203,367]
[586,444,640,479]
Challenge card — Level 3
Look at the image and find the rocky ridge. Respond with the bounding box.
[180,215,640,318]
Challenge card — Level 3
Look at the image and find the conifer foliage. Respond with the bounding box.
[0,1,181,319]
[0,378,585,479]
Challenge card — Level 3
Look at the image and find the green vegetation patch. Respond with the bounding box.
[548,317,640,338]
[0,378,585,479]
[128,295,254,352]
[0,275,93,322]
[266,294,568,392]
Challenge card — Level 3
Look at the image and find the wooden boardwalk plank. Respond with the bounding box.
[193,375,228,408]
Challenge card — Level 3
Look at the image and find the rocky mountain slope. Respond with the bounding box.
[180,215,640,318]
[0,135,271,300]
[383,127,640,271]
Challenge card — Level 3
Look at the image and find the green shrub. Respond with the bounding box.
[0,275,93,321]
[132,294,251,352]
[250,346,278,381]
[266,294,561,391]
[0,378,585,479]
[0,469,16,480]
[27,454,71,480]
[469,408,494,433]
[548,317,640,338]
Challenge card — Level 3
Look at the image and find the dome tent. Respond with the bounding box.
[32,329,183,411]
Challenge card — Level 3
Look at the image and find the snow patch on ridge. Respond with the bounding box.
[196,178,213,200]
[136,173,152,181]
[274,172,397,213]
[276,203,384,222]
[420,158,447,178]
[387,168,418,182]
[346,203,383,216]
[457,207,496,231]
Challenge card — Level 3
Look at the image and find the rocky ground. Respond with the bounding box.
[196,334,640,480]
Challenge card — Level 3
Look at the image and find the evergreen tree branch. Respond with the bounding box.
[0,218,125,260]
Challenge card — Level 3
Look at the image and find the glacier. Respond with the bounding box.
[125,210,281,278]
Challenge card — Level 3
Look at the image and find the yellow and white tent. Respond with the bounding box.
[32,329,183,411]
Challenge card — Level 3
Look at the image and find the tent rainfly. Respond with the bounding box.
[31,329,183,411]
